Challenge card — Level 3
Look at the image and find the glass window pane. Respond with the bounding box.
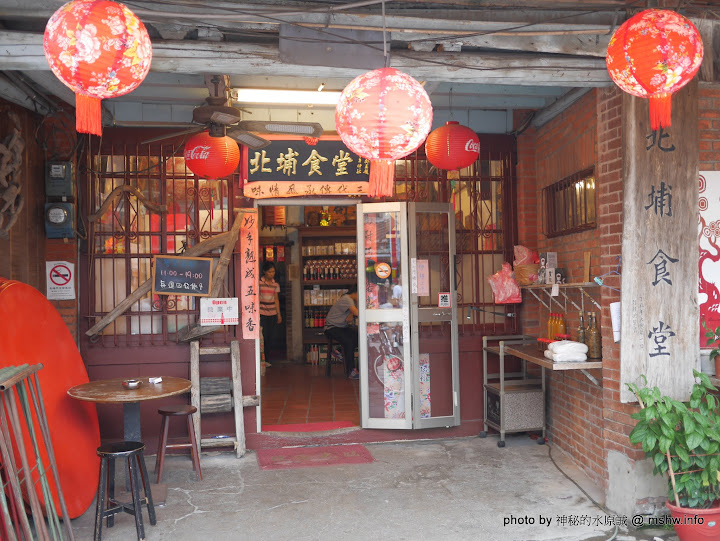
[366,321,405,419]
[363,211,403,310]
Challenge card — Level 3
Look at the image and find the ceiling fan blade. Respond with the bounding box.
[141,127,203,145]
[236,120,323,137]
[226,128,272,150]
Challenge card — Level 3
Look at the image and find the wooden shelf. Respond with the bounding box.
[486,344,603,371]
[302,254,356,259]
[520,282,598,290]
[302,279,356,286]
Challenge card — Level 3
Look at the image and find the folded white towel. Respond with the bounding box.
[553,352,588,363]
[548,340,588,355]
[543,349,588,363]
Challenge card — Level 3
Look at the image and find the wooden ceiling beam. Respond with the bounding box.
[0,31,611,86]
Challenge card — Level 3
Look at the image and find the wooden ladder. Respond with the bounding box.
[189,340,258,458]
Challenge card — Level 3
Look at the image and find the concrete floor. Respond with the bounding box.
[69,434,678,541]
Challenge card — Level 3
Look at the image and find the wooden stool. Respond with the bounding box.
[325,335,342,377]
[155,404,202,483]
[94,441,156,541]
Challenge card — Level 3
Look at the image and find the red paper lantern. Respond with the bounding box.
[43,0,152,136]
[425,121,479,173]
[335,67,432,198]
[184,132,240,179]
[606,9,703,131]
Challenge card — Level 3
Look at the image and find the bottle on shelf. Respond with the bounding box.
[556,313,566,339]
[547,313,555,340]
[576,312,586,344]
[586,312,602,359]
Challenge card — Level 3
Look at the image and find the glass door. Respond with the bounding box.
[408,202,460,428]
[357,203,412,429]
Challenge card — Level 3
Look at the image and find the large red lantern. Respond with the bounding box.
[425,121,479,178]
[184,132,240,179]
[606,9,703,131]
[335,67,432,198]
[43,0,152,136]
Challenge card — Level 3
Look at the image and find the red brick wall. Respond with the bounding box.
[699,85,720,170]
[516,90,610,488]
[595,87,647,490]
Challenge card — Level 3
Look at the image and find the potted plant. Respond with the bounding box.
[702,319,720,376]
[627,370,720,540]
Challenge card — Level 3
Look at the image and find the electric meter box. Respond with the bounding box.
[44,202,75,239]
[45,162,74,198]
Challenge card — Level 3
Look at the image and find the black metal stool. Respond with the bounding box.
[94,441,156,541]
[155,404,202,483]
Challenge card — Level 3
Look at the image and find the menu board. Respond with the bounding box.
[153,255,213,297]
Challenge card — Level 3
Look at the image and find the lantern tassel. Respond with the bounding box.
[648,93,672,131]
[75,93,103,136]
[369,160,395,198]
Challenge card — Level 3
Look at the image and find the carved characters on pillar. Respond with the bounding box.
[240,210,259,339]
[0,111,25,240]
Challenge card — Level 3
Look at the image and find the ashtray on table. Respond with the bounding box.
[122,379,141,390]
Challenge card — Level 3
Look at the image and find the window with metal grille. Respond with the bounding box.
[543,167,596,237]
[392,134,518,336]
[82,136,235,347]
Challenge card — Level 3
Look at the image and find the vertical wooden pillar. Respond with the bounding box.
[620,80,700,402]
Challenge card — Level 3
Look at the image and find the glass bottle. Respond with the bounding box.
[586,312,602,359]
[576,312,586,344]
[547,313,555,340]
[556,313,566,339]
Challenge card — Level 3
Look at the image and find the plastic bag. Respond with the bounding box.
[487,263,522,304]
[513,245,538,265]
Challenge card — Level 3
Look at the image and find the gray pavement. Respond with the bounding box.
[69,434,677,541]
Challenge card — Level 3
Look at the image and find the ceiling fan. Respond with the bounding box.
[141,74,324,149]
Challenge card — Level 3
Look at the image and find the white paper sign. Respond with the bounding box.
[416,259,430,297]
[200,297,239,326]
[438,292,451,308]
[46,261,75,300]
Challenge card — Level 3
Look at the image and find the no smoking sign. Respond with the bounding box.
[46,261,75,300]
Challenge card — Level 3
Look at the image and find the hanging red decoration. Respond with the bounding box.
[606,9,703,131]
[335,67,432,198]
[184,132,240,180]
[43,0,152,136]
[425,121,479,177]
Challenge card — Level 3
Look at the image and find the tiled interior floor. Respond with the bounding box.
[260,360,361,426]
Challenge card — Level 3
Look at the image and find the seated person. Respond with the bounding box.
[324,285,360,379]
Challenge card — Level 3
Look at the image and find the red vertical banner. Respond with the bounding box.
[240,210,260,339]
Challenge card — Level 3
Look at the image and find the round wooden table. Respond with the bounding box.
[68,376,191,499]
[68,376,191,443]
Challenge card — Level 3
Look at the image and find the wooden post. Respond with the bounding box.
[190,341,201,449]
[230,340,246,457]
[620,79,699,402]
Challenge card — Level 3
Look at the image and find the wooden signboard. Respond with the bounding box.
[243,139,370,199]
[620,80,699,403]
[152,255,213,297]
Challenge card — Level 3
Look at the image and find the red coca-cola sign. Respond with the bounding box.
[424,121,480,171]
[184,131,240,179]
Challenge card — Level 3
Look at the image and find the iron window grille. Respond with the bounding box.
[543,167,596,238]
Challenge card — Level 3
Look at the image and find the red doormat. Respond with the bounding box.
[262,421,355,432]
[256,444,374,470]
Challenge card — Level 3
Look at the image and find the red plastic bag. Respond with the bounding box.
[487,263,522,304]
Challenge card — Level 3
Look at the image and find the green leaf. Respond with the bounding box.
[643,433,658,453]
[676,446,690,464]
[654,452,666,468]
[687,432,704,450]
[684,415,696,435]
[629,422,648,445]
[659,436,672,454]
